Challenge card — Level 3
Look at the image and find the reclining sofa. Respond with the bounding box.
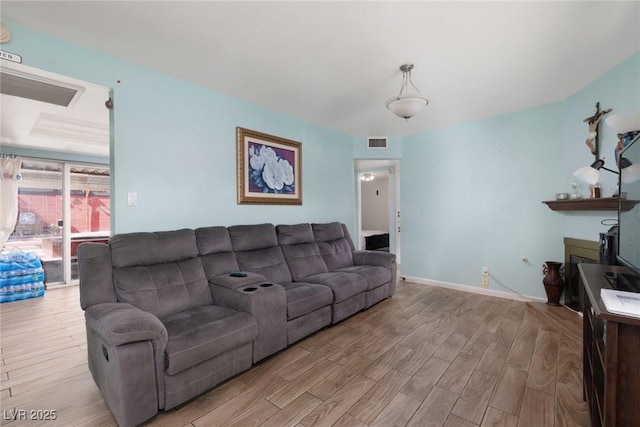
[77,222,396,426]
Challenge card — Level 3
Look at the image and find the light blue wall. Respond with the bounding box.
[400,53,640,299]
[110,70,355,233]
[402,103,565,299]
[563,53,640,240]
[4,21,356,234]
[4,21,638,300]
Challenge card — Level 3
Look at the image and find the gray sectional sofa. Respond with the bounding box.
[77,222,396,426]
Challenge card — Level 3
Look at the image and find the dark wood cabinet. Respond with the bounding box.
[580,263,640,427]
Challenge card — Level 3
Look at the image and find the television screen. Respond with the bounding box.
[618,133,640,278]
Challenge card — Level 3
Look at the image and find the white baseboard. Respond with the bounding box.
[46,280,79,290]
[400,275,547,303]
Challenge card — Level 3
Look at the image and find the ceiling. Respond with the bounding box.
[1,61,110,156]
[1,1,639,140]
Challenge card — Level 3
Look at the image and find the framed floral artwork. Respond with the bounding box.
[236,127,302,205]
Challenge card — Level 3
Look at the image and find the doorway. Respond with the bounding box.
[1,62,111,287]
[355,159,401,267]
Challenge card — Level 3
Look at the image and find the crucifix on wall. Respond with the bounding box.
[583,101,612,159]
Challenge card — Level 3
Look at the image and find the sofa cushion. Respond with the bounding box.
[235,247,293,283]
[311,222,346,242]
[277,224,328,281]
[312,223,355,270]
[195,227,240,279]
[110,229,198,268]
[335,265,391,290]
[228,224,278,251]
[276,223,314,245]
[280,243,328,281]
[230,224,293,283]
[316,238,354,271]
[302,272,367,303]
[113,257,212,318]
[280,282,333,320]
[195,226,234,255]
[110,229,212,318]
[162,305,257,376]
[340,224,357,252]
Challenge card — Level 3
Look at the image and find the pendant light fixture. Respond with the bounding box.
[385,64,429,120]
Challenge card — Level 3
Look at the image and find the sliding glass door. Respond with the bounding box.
[67,164,110,281]
[4,159,110,286]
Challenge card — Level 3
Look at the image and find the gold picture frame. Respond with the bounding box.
[236,127,302,205]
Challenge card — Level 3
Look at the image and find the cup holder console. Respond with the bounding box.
[235,281,287,361]
[242,283,275,293]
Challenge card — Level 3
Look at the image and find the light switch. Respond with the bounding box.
[127,192,138,207]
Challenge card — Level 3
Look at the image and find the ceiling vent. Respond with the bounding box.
[367,137,388,149]
[0,67,84,107]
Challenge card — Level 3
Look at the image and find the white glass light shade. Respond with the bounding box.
[385,95,428,120]
[605,112,640,134]
[573,165,600,185]
[622,163,640,184]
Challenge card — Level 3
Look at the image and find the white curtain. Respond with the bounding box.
[1,156,22,249]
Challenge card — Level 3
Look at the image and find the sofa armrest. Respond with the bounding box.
[209,272,267,289]
[84,303,168,422]
[85,302,167,348]
[352,250,396,268]
[353,251,398,297]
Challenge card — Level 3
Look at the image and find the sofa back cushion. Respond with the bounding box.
[276,224,328,281]
[229,224,292,283]
[312,222,355,270]
[195,226,240,279]
[110,229,212,318]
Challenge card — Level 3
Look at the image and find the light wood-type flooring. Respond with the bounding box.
[0,280,590,426]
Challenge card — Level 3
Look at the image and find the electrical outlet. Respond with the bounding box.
[482,266,489,288]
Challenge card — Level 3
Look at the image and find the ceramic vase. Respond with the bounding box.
[542,261,565,306]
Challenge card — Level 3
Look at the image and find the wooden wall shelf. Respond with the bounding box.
[542,197,639,212]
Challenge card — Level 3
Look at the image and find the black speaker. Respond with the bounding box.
[599,226,618,265]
